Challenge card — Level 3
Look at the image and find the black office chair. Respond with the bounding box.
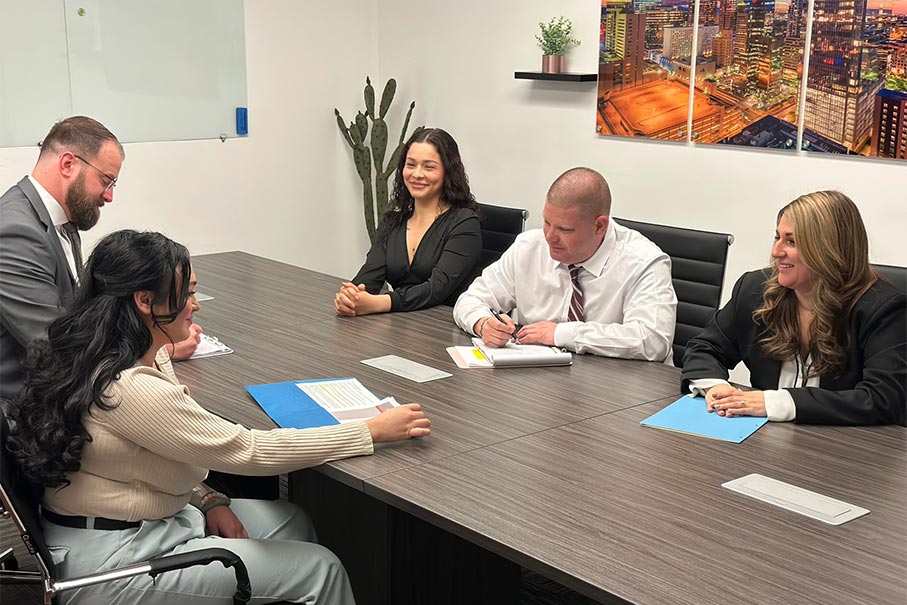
[873,263,906,293]
[0,412,252,604]
[615,218,734,366]
[476,203,528,270]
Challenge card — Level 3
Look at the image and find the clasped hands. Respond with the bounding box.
[705,384,767,418]
[334,282,389,316]
[476,313,557,347]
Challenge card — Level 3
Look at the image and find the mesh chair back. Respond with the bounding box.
[0,411,53,580]
[476,203,528,270]
[615,218,733,366]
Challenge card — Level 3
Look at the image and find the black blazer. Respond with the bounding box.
[681,269,906,426]
[352,207,481,311]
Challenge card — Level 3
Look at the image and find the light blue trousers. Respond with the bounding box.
[42,499,356,604]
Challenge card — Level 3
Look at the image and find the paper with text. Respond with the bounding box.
[295,378,399,423]
[471,338,572,367]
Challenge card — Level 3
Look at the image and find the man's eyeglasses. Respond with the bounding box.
[73,154,117,193]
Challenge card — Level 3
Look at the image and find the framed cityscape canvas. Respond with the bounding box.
[596,0,907,161]
[597,0,692,142]
[800,0,906,157]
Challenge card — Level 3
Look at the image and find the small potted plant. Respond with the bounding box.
[536,16,581,74]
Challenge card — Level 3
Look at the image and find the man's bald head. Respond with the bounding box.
[546,167,612,219]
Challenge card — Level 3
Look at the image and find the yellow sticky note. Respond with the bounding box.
[471,348,487,361]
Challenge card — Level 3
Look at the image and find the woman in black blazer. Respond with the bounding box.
[681,191,906,426]
[334,128,481,316]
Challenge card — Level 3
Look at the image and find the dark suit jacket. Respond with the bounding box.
[681,269,906,426]
[0,177,76,403]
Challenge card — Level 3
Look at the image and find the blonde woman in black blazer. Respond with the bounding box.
[682,191,906,426]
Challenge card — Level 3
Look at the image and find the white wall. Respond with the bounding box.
[0,0,378,279]
[1,0,904,292]
[378,0,907,298]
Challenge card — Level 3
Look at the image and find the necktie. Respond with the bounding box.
[61,222,83,280]
[567,264,585,322]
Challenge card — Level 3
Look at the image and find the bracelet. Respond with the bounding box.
[201,498,231,514]
[199,490,231,514]
[477,317,489,337]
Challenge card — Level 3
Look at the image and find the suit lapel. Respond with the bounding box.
[17,177,77,292]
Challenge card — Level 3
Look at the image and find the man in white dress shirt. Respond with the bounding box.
[453,167,677,362]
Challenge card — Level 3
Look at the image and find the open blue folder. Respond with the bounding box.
[640,395,768,443]
[246,379,348,429]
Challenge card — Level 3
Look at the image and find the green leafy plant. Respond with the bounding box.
[335,77,422,242]
[535,16,581,56]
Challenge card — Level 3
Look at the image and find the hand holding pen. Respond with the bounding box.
[482,308,522,347]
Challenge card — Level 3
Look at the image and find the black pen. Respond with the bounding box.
[488,307,522,344]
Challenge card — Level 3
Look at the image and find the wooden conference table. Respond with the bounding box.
[178,252,906,605]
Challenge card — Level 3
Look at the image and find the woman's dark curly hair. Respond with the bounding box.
[377,127,478,241]
[8,230,191,488]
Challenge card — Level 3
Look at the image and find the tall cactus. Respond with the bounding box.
[335,77,421,243]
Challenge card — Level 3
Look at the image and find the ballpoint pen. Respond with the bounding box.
[488,307,522,344]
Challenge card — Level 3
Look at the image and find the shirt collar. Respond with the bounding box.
[27,175,69,228]
[561,220,616,278]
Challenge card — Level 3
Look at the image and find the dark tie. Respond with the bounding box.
[61,222,83,280]
[567,264,585,322]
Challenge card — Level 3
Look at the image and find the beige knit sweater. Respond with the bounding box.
[44,349,374,521]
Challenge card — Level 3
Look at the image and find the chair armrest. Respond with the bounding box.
[52,546,252,605]
[148,547,251,604]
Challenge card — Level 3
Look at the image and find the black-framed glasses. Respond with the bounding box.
[73,154,117,193]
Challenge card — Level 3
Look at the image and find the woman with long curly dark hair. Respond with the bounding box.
[681,191,905,425]
[9,230,430,604]
[334,128,482,316]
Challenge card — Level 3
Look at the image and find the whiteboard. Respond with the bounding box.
[0,0,72,147]
[0,0,247,148]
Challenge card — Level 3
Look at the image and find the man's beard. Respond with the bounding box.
[65,172,101,230]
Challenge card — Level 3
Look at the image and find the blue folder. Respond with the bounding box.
[246,379,349,429]
[640,395,768,443]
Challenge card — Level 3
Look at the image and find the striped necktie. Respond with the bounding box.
[567,264,585,322]
[61,222,83,281]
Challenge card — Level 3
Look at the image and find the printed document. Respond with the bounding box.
[296,378,398,423]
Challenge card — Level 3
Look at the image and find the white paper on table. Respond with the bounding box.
[446,346,493,368]
[471,338,572,367]
[361,355,452,382]
[296,378,382,412]
[194,292,215,302]
[330,396,399,423]
[190,333,233,359]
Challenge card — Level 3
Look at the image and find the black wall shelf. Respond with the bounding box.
[514,71,597,82]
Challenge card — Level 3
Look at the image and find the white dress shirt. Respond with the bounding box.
[689,355,819,421]
[453,221,677,362]
[28,175,79,283]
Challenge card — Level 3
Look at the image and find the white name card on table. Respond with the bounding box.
[722,474,870,525]
[361,355,451,383]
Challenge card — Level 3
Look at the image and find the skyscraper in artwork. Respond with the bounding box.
[871,89,907,158]
[803,0,886,151]
[731,0,776,94]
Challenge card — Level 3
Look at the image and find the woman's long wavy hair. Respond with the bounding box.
[376,128,478,241]
[754,191,878,377]
[9,230,191,488]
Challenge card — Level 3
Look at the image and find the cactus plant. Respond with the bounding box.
[335,77,421,243]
